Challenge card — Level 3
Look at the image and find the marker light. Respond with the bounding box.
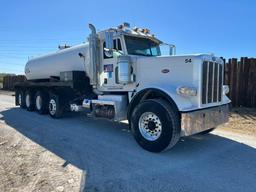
[118,22,130,29]
[133,27,139,32]
[142,28,150,34]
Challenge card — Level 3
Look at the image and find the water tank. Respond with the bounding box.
[25,43,90,80]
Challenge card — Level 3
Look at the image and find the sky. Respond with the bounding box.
[0,0,255,74]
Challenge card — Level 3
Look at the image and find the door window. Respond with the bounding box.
[103,39,122,59]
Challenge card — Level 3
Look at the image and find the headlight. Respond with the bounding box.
[223,85,229,95]
[177,86,197,96]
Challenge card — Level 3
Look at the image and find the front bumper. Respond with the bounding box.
[181,104,229,136]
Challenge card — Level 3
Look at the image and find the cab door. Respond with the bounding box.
[100,38,123,89]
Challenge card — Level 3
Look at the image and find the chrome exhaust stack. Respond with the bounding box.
[88,24,99,87]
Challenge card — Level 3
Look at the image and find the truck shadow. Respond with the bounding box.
[1,107,256,192]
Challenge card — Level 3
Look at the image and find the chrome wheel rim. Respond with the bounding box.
[138,112,162,141]
[49,99,56,115]
[25,94,30,107]
[36,95,42,110]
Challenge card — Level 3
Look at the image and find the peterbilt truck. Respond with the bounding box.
[15,23,230,152]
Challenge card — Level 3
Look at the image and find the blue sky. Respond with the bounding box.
[0,0,255,74]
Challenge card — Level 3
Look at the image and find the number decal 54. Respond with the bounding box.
[185,58,192,63]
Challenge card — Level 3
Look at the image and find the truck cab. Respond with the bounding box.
[96,24,173,93]
[85,23,230,152]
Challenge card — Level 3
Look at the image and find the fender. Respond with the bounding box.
[127,84,198,121]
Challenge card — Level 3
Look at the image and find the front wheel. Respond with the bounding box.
[131,99,181,152]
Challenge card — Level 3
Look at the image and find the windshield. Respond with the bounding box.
[124,35,161,56]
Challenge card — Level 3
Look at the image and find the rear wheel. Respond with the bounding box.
[15,89,26,108]
[25,90,35,111]
[35,91,49,114]
[48,94,64,118]
[131,99,181,152]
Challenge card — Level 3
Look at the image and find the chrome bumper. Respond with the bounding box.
[181,104,229,136]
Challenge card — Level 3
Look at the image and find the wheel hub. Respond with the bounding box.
[138,112,162,141]
[148,121,156,130]
[49,99,57,115]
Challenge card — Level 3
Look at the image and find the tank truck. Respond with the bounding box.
[15,23,230,152]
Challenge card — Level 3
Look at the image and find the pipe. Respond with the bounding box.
[89,23,96,36]
[88,24,98,86]
[88,23,103,95]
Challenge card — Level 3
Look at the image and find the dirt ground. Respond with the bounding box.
[0,92,256,192]
[220,107,256,135]
[0,129,82,192]
[0,93,82,192]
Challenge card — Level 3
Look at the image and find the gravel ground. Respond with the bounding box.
[0,92,256,192]
[219,107,256,135]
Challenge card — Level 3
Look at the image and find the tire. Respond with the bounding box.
[48,93,64,118]
[200,128,215,135]
[15,89,26,108]
[131,99,181,152]
[35,90,49,114]
[25,90,35,111]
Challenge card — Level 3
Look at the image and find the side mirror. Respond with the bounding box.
[160,43,176,56]
[105,31,114,49]
[104,31,114,57]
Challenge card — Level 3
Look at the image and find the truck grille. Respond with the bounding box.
[202,61,223,104]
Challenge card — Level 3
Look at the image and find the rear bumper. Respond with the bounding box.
[181,104,229,136]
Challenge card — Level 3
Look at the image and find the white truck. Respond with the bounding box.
[15,23,230,152]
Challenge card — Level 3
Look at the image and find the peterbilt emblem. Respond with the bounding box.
[161,69,170,73]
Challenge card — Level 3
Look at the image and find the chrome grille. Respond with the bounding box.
[202,61,223,104]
